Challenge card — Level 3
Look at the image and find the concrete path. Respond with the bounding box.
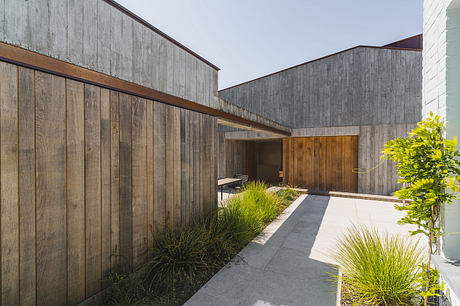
[185,194,422,306]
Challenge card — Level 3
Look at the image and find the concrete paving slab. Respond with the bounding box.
[185,194,424,306]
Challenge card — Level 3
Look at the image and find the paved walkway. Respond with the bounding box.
[185,194,422,306]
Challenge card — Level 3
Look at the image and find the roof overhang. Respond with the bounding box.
[0,41,290,136]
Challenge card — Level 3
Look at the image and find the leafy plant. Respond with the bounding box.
[333,226,424,305]
[382,112,460,304]
[416,266,445,304]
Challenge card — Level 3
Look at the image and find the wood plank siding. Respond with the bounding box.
[0,61,217,305]
[283,136,358,192]
[219,47,421,129]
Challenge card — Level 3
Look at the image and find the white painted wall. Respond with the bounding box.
[424,2,460,303]
[424,0,460,262]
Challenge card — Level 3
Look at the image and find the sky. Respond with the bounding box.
[116,0,423,90]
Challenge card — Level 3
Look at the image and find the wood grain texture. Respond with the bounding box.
[357,123,414,195]
[100,88,111,279]
[165,105,175,226]
[0,62,19,305]
[0,61,218,304]
[110,90,120,268]
[199,114,205,218]
[146,101,154,247]
[35,71,67,305]
[153,102,166,231]
[219,47,421,128]
[119,93,132,271]
[173,107,181,226]
[191,112,200,221]
[84,84,102,296]
[180,109,189,225]
[132,97,147,265]
[66,79,86,304]
[287,136,358,192]
[18,67,36,306]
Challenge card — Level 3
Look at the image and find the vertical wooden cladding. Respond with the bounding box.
[0,61,20,305]
[36,71,67,305]
[0,62,217,305]
[284,136,358,193]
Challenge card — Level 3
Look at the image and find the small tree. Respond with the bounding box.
[382,113,460,304]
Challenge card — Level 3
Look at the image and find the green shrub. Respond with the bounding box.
[104,266,152,305]
[333,226,424,306]
[104,181,286,305]
[142,226,208,296]
[275,186,299,206]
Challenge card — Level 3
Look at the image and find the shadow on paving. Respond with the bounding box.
[185,195,337,306]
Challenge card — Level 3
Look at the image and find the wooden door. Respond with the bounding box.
[283,136,358,192]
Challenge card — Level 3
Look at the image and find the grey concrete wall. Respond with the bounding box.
[1,0,218,108]
[219,47,422,128]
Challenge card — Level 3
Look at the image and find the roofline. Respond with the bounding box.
[0,41,290,136]
[103,0,220,71]
[382,33,422,47]
[219,45,421,92]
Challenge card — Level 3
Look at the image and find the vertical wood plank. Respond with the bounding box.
[189,111,195,224]
[295,139,303,187]
[132,97,147,266]
[110,91,120,268]
[84,84,101,296]
[36,71,67,305]
[342,136,351,192]
[313,137,321,190]
[180,109,189,225]
[66,79,85,304]
[288,138,294,185]
[352,136,359,192]
[211,117,218,213]
[100,88,111,278]
[173,107,182,226]
[303,138,313,189]
[335,136,343,191]
[165,105,175,226]
[282,138,288,184]
[319,137,328,191]
[199,114,207,216]
[192,112,201,221]
[0,62,19,305]
[119,93,132,271]
[206,116,213,214]
[18,67,36,306]
[154,102,166,231]
[146,101,154,248]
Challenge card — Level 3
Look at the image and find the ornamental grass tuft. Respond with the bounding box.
[333,226,424,306]
[104,181,299,305]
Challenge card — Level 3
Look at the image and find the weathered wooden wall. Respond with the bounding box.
[219,47,421,128]
[217,132,246,178]
[1,0,218,109]
[283,136,358,192]
[218,123,415,195]
[357,123,415,195]
[0,61,217,305]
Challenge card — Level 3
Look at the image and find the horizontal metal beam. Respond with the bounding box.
[0,41,290,136]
